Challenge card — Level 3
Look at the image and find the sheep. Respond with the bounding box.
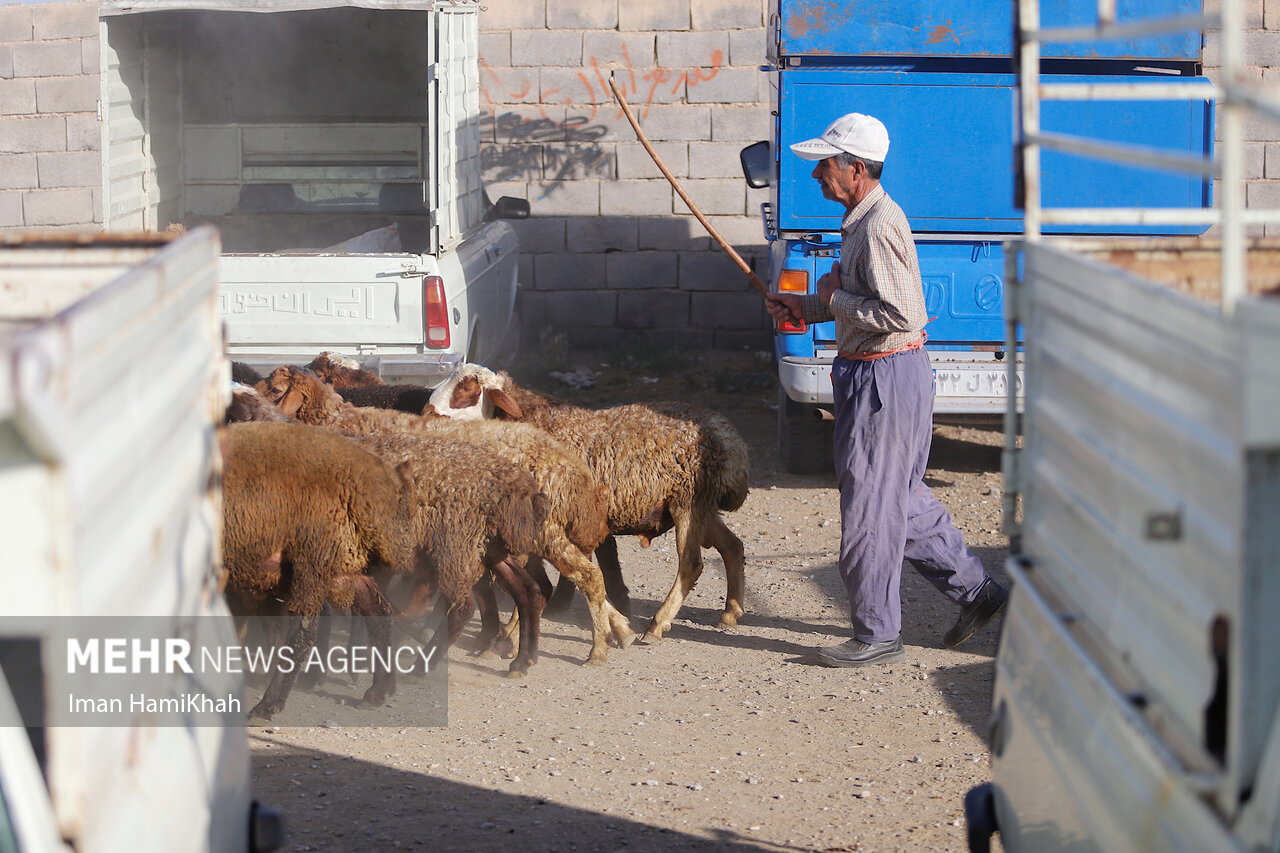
[334,370,521,420]
[222,421,417,720]
[340,430,551,676]
[306,351,386,388]
[410,417,636,663]
[430,365,750,642]
[231,361,265,386]
[226,382,295,424]
[255,365,447,435]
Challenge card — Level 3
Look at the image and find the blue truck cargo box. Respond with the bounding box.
[773,0,1204,60]
[776,70,1213,235]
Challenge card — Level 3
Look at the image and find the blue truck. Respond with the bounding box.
[741,0,1213,473]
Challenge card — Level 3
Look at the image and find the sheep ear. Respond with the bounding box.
[487,387,522,419]
[275,384,307,417]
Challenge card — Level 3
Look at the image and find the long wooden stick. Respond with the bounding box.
[609,74,770,298]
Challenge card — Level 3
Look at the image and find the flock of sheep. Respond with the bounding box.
[221,352,751,721]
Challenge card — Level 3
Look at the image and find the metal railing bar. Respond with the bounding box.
[1027,131,1219,178]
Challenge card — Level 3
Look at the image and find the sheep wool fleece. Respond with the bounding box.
[832,347,989,643]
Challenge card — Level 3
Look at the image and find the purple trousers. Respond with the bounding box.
[832,347,989,643]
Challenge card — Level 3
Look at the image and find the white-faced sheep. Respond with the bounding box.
[341,430,551,675]
[222,421,417,720]
[430,365,750,642]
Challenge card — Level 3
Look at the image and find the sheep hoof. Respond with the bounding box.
[357,698,382,710]
[247,703,276,722]
[642,621,667,642]
[718,612,741,629]
[613,630,638,649]
[505,666,528,679]
[473,648,501,660]
[585,651,608,666]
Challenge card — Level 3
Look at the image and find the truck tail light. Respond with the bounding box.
[423,276,451,350]
[776,268,809,334]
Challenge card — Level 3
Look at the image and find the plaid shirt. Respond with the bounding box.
[798,184,928,354]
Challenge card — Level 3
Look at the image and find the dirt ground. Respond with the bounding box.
[250,349,1010,853]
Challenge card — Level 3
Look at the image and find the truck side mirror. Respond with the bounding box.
[490,196,531,221]
[740,141,771,189]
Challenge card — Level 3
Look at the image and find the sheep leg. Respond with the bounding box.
[704,514,746,628]
[546,536,636,665]
[249,606,318,722]
[644,513,704,642]
[471,573,504,656]
[352,575,398,710]
[541,553,576,616]
[488,556,543,677]
[298,603,335,690]
[593,536,633,618]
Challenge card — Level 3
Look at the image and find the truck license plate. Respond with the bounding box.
[933,366,1023,398]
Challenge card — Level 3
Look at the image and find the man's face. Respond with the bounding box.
[811,157,861,208]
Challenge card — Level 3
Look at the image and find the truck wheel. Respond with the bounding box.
[778,387,833,474]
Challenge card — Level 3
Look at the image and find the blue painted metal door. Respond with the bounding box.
[776,70,1212,235]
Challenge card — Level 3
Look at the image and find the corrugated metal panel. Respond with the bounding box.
[101,0,450,14]
[434,5,483,248]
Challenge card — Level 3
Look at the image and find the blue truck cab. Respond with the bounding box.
[744,0,1213,473]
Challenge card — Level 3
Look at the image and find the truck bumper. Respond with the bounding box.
[227,351,462,388]
[778,351,1024,414]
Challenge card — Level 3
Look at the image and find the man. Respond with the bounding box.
[765,112,1008,667]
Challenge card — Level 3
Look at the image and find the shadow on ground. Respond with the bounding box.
[253,739,810,853]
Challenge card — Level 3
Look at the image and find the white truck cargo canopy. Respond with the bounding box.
[99,0,473,15]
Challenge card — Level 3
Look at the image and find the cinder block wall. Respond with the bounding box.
[477,0,775,352]
[0,0,99,231]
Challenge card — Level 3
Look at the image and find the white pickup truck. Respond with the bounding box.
[98,0,527,386]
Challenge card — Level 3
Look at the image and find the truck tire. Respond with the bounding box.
[778,386,833,474]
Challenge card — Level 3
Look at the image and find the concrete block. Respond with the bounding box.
[617,70,691,106]
[606,250,679,289]
[22,186,94,225]
[0,5,33,42]
[534,251,607,290]
[638,217,710,251]
[691,291,769,329]
[36,150,97,188]
[0,116,65,154]
[541,66,610,106]
[712,104,772,142]
[483,142,544,183]
[673,178,746,215]
[510,216,567,254]
[1247,179,1280,209]
[479,33,511,67]
[480,64,539,105]
[656,30,728,69]
[1264,142,1280,179]
[583,32,657,70]
[617,141,688,179]
[566,216,638,252]
[619,0,690,32]
[600,179,672,215]
[679,250,757,291]
[697,212,770,250]
[692,0,766,30]
[542,290,617,326]
[548,0,617,30]
[480,0,546,31]
[518,289,548,332]
[543,143,614,181]
[0,192,22,227]
[633,104,711,141]
[712,328,773,350]
[81,36,98,74]
[33,2,97,40]
[12,40,82,78]
[529,179,600,216]
[512,30,583,68]
[689,141,752,178]
[0,77,36,114]
[35,75,97,113]
[685,67,766,104]
[1246,29,1280,67]
[92,185,101,223]
[492,104,569,143]
[0,44,13,79]
[0,154,37,189]
[616,289,690,328]
[729,28,767,67]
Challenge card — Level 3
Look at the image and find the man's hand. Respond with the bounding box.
[766,293,802,325]
[815,260,841,308]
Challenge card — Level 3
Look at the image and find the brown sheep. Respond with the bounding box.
[431,365,750,642]
[306,351,386,387]
[222,421,417,720]
[342,430,551,675]
[255,365,445,434]
[413,418,636,663]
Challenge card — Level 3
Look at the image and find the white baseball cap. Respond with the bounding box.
[790,113,890,162]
